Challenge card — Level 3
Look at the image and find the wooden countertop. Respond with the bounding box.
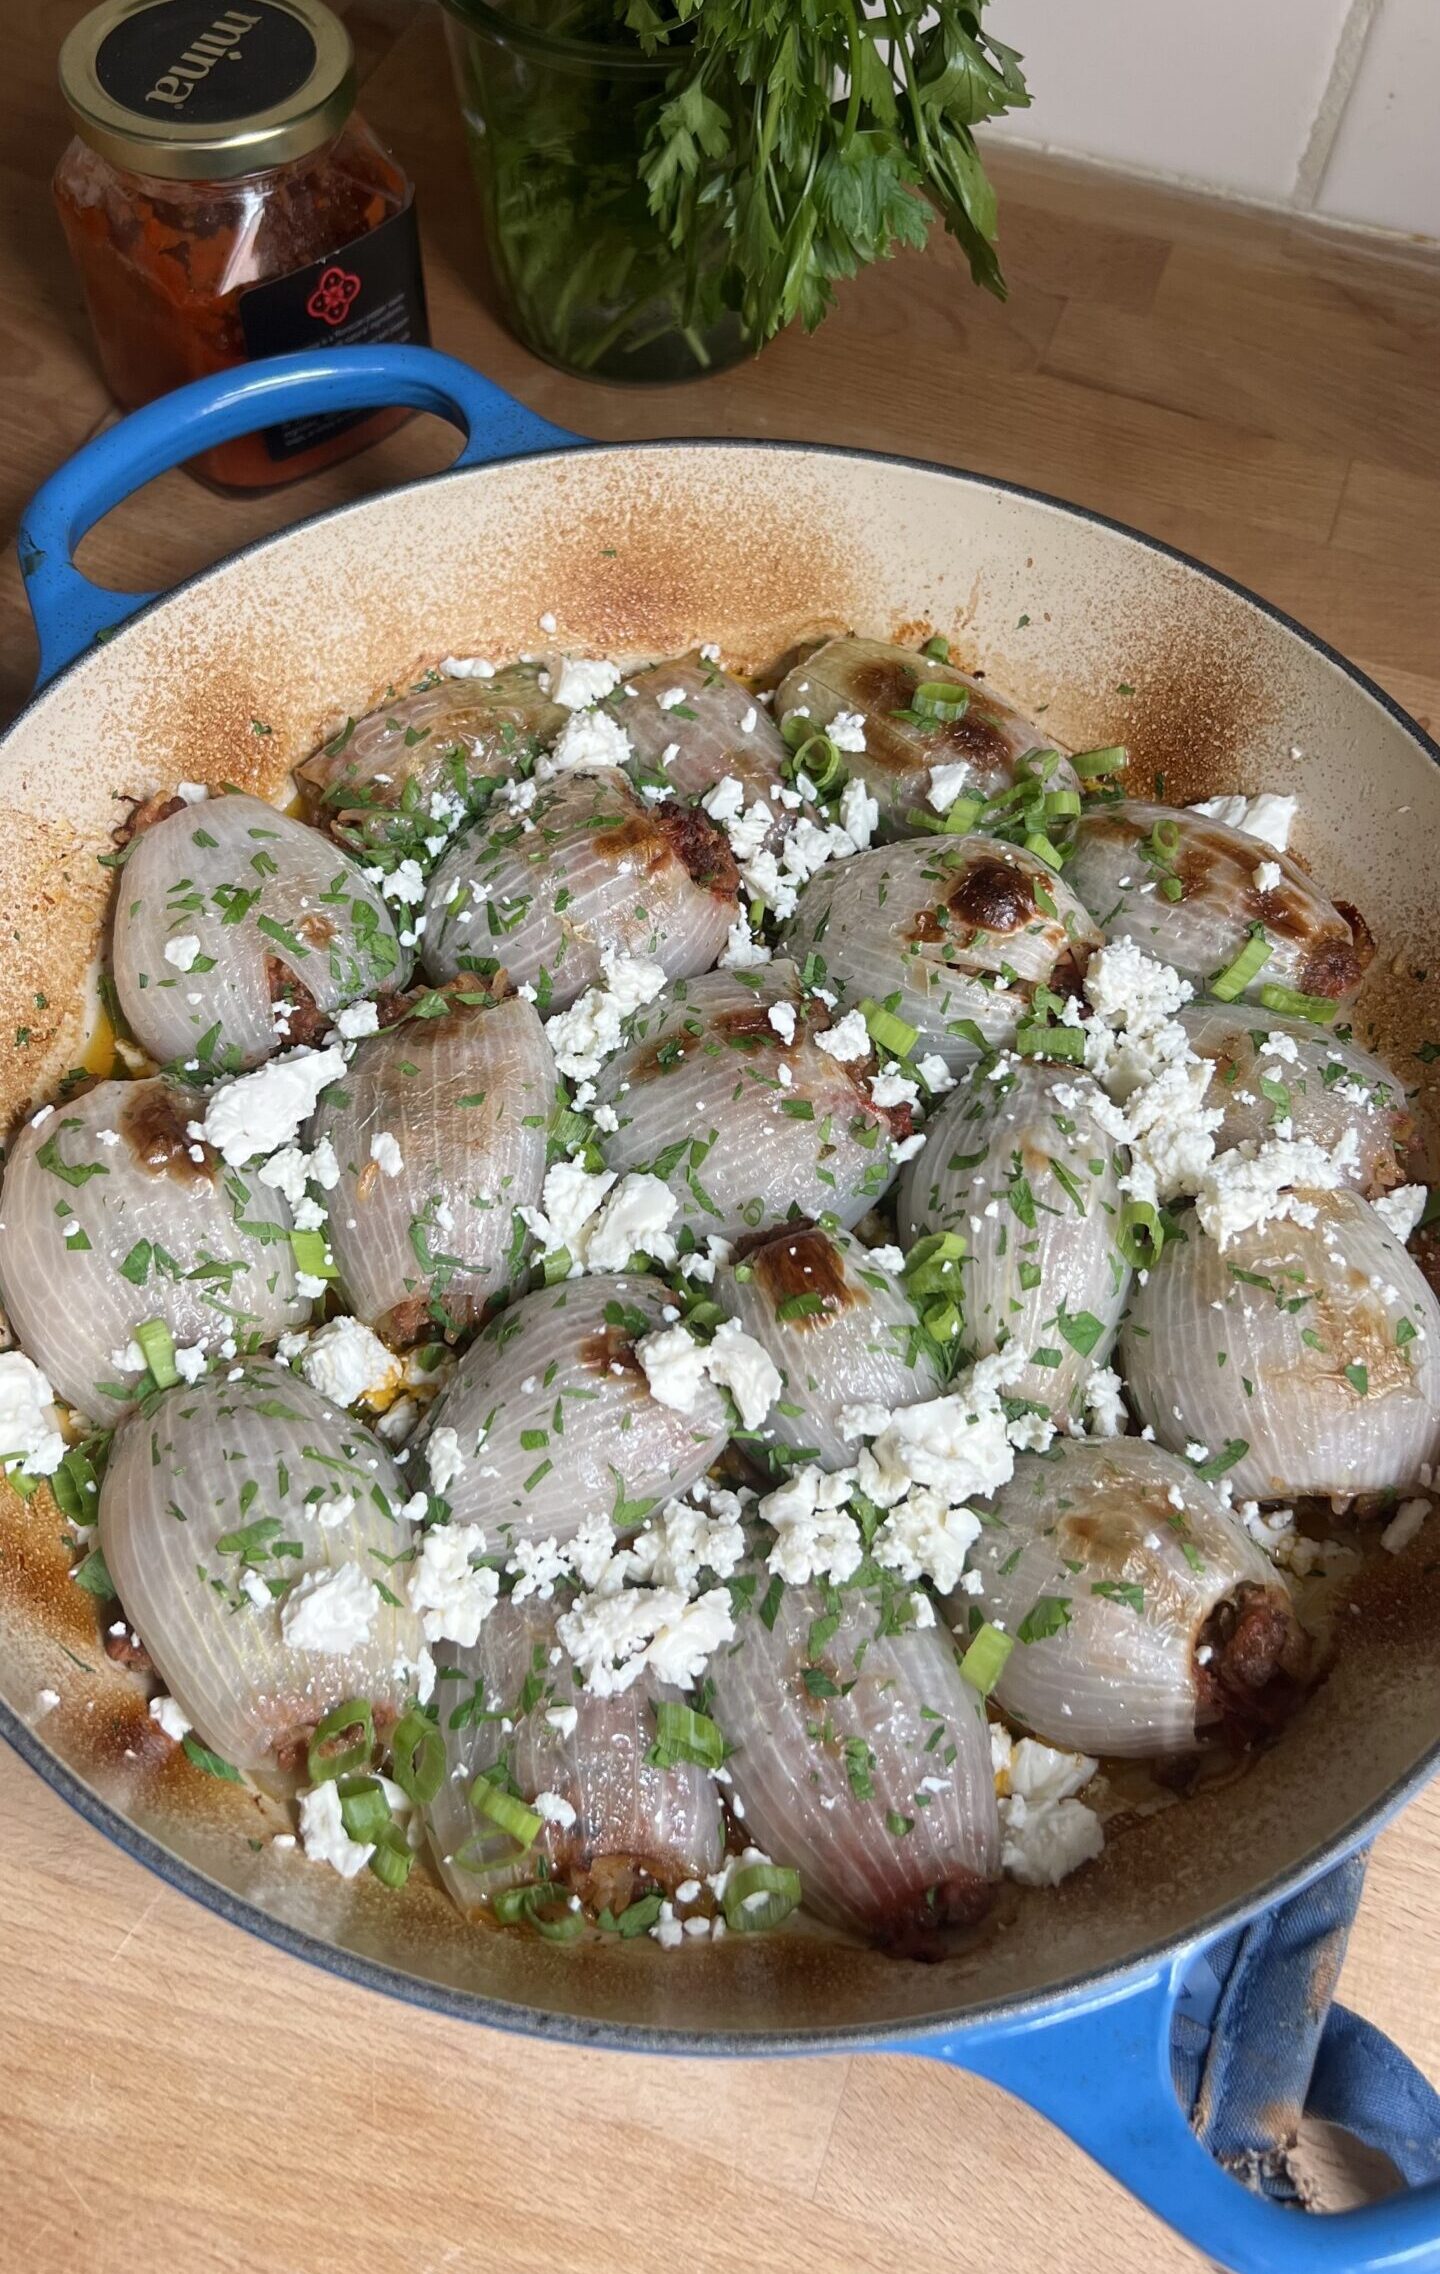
[3,7,1439,2268]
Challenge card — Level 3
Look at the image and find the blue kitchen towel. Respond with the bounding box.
[1171,1850,1440,2200]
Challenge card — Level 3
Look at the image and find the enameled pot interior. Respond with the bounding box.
[2,441,1438,2045]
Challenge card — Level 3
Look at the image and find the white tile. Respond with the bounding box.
[1315,0,1440,236]
[985,0,1354,201]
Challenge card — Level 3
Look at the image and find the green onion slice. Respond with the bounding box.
[367,1822,414,1890]
[723,1861,803,1934]
[649,1700,726,1770]
[1022,831,1065,872]
[337,1774,393,1845]
[911,681,970,724]
[1210,926,1272,1002]
[1072,745,1127,778]
[134,1317,179,1389]
[288,1229,337,1280]
[858,999,919,1060]
[470,1772,543,1850]
[921,635,951,662]
[958,1621,1015,1696]
[1043,788,1082,819]
[1015,1021,1086,1062]
[307,1697,375,1784]
[1116,1200,1165,1271]
[390,1707,445,1805]
[1255,982,1338,1026]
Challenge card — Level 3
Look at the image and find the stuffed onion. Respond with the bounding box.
[782,838,1102,1071]
[98,1361,427,1779]
[592,963,903,1240]
[421,771,738,1005]
[1178,1004,1409,1195]
[608,652,792,812]
[0,1078,306,1418]
[1120,1190,1440,1502]
[426,1594,726,1922]
[965,1438,1308,1756]
[713,1226,941,1470]
[113,793,407,1069]
[297,665,564,842]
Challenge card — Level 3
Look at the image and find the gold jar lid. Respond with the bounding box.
[58,0,355,181]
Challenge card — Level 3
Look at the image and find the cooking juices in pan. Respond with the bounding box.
[2,632,1435,1958]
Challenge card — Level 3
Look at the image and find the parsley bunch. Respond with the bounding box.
[629,0,1030,341]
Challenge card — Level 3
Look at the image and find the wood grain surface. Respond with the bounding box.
[3,6,1439,2269]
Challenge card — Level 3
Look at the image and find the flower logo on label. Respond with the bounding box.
[306,266,362,328]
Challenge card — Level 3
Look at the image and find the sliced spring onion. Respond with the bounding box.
[390,1707,445,1805]
[648,1700,726,1770]
[1255,982,1339,1026]
[921,1296,963,1343]
[1022,831,1065,872]
[1015,1021,1086,1062]
[540,1245,574,1285]
[367,1822,414,1890]
[904,798,984,836]
[779,712,813,752]
[337,1774,393,1845]
[307,1697,375,1784]
[722,1861,802,1934]
[134,1317,179,1389]
[1149,817,1182,858]
[921,634,951,662]
[1116,1199,1165,1271]
[788,734,846,796]
[859,999,918,1060]
[1209,926,1271,1002]
[287,1229,337,1280]
[1043,788,1082,819]
[1071,745,1127,778]
[958,1620,1015,1696]
[493,1882,586,1938]
[470,1772,542,1850]
[912,681,970,724]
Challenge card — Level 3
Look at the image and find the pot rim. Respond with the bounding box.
[4,429,1438,2049]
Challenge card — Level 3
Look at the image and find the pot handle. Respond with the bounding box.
[17,346,581,688]
[911,1958,1440,2274]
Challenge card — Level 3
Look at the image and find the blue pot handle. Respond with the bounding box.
[909,1958,1440,2274]
[17,346,581,688]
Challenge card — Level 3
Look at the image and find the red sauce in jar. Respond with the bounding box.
[54,0,429,491]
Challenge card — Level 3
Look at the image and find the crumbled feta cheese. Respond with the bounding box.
[854,1368,1018,1512]
[508,1534,571,1602]
[1382,1498,1430,1554]
[407,1523,496,1644]
[533,1790,578,1829]
[704,1318,781,1428]
[521,1159,617,1262]
[1374,1185,1426,1244]
[719,917,771,970]
[543,950,665,1079]
[557,1582,734,1696]
[767,1001,797,1046]
[440,656,496,679]
[541,708,632,779]
[637,1324,710,1414]
[299,1778,373,1878]
[335,999,380,1040]
[1254,860,1283,893]
[1195,1127,1359,1248]
[198,1046,347,1167]
[915,1052,956,1096]
[869,1066,920,1109]
[1000,1792,1105,1886]
[760,1466,863,1584]
[297,1316,401,1410]
[545,1704,579,1738]
[426,1425,467,1497]
[837,777,878,850]
[626,1492,746,1592]
[927,762,972,814]
[584,1173,678,1271]
[553,657,621,710]
[0,1353,65,1478]
[369,1131,404,1179]
[163,933,202,972]
[815,1009,871,1063]
[148,1694,190,1744]
[1188,791,1298,853]
[1080,1364,1127,1438]
[657,686,687,711]
[827,709,867,753]
[173,1343,207,1386]
[174,780,208,804]
[874,1487,981,1594]
[281,1562,381,1654]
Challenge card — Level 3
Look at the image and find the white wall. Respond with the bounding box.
[983,0,1440,242]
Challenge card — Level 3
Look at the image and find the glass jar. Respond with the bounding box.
[438,0,747,385]
[54,0,430,490]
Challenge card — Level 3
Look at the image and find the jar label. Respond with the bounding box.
[95,0,317,125]
[238,202,430,462]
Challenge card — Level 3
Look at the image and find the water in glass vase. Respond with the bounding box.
[440,0,748,383]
